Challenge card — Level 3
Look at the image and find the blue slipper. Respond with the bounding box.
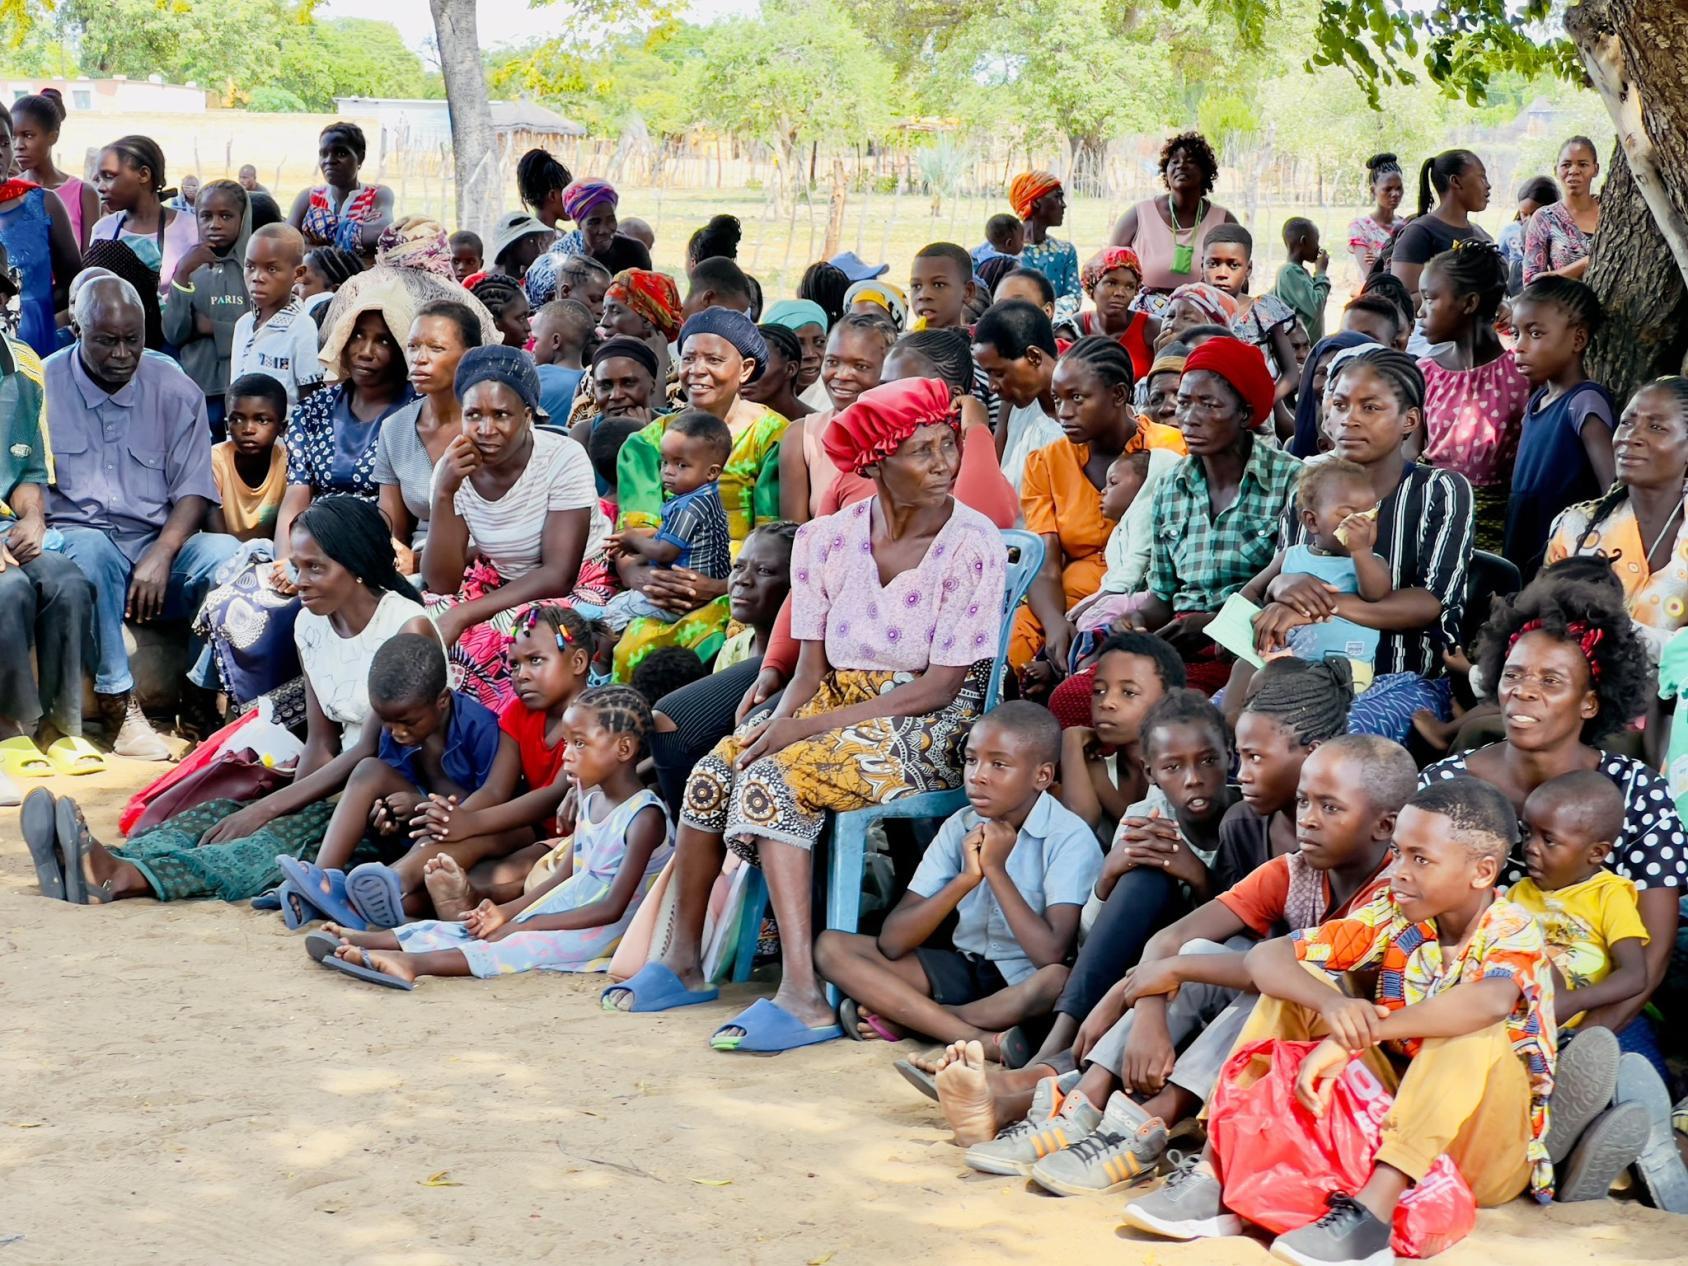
[318,946,415,990]
[279,881,325,931]
[275,856,367,930]
[346,862,407,929]
[599,962,719,1013]
[303,929,344,963]
[250,887,283,912]
[710,998,843,1054]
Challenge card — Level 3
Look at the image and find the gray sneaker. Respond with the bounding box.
[1559,1100,1650,1202]
[1544,1026,1619,1163]
[1268,1192,1393,1266]
[1030,1092,1167,1196]
[1613,1053,1688,1213]
[1120,1152,1242,1240]
[963,1072,1092,1176]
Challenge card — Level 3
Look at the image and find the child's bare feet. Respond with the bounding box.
[936,1040,998,1146]
[333,944,418,985]
[423,855,476,920]
[906,1046,959,1076]
[323,922,386,949]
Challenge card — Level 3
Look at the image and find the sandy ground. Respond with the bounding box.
[2,763,1683,1266]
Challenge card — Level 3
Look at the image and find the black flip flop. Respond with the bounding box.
[55,798,112,906]
[893,1057,940,1102]
[319,947,415,990]
[997,1025,1032,1070]
[303,930,344,963]
[20,787,63,900]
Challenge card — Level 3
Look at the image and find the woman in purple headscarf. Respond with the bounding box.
[560,178,651,274]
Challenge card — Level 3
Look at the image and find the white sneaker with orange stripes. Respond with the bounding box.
[964,1072,1097,1176]
[1030,1092,1168,1196]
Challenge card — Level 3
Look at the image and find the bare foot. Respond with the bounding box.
[907,1046,959,1076]
[324,923,388,949]
[857,1008,905,1041]
[333,945,418,984]
[936,1040,999,1146]
[423,855,476,920]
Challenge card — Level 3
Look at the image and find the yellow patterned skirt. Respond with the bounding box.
[681,662,989,862]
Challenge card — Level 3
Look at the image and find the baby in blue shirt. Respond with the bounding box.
[815,702,1100,1061]
[1253,458,1391,692]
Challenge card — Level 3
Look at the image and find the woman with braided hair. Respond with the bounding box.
[468,272,532,349]
[1424,573,1685,1078]
[89,134,196,296]
[516,147,575,234]
[1012,336,1186,682]
[1417,239,1529,550]
[1545,377,1688,654]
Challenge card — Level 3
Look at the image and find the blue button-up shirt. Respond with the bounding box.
[43,347,219,563]
[908,791,1102,985]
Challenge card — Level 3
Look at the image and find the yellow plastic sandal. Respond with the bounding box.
[0,736,53,779]
[44,736,106,776]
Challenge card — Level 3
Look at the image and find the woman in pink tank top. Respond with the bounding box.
[10,90,98,250]
[1109,131,1236,296]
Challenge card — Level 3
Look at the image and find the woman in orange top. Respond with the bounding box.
[1012,336,1186,682]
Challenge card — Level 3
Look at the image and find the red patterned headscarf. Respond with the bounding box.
[1508,618,1604,680]
[823,377,961,475]
[1008,170,1062,221]
[1081,247,1144,295]
[607,268,682,341]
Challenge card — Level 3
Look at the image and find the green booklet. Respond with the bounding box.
[1206,592,1267,670]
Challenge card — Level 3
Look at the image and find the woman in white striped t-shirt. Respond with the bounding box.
[423,345,613,708]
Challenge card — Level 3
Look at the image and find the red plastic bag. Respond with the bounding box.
[1207,1038,1477,1259]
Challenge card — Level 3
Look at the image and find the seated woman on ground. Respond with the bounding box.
[1423,573,1685,1081]
[610,309,788,682]
[423,346,609,709]
[602,376,1008,1056]
[35,498,432,906]
[313,686,671,990]
[777,312,897,522]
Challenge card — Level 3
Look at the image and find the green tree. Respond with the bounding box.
[272,18,429,110]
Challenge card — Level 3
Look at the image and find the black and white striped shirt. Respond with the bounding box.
[1280,461,1474,678]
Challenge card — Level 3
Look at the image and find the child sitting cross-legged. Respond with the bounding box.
[274,631,503,928]
[813,702,1101,1060]
[289,605,595,926]
[584,409,733,630]
[309,686,672,989]
[1123,776,1561,1259]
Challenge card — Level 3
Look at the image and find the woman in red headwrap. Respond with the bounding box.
[603,377,1008,1055]
[1011,171,1080,320]
[1061,247,1160,380]
[1046,337,1300,720]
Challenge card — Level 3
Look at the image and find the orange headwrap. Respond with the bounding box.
[1008,170,1062,221]
[606,268,682,341]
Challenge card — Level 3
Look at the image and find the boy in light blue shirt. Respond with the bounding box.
[815,702,1100,1061]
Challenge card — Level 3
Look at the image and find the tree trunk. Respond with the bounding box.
[823,157,847,257]
[428,0,499,241]
[1567,0,1688,395]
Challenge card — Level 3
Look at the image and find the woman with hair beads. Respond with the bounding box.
[1546,378,1688,654]
[1108,133,1238,299]
[1347,153,1405,281]
[287,122,394,255]
[1424,575,1686,1081]
[0,110,79,355]
[89,134,196,297]
[10,91,96,251]
[1009,171,1080,320]
[1525,136,1602,285]
[1418,240,1529,550]
[1390,148,1493,300]
[37,497,435,905]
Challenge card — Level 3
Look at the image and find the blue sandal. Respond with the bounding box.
[710,998,843,1054]
[280,881,324,931]
[275,856,368,930]
[318,946,415,990]
[599,963,719,1013]
[346,862,406,929]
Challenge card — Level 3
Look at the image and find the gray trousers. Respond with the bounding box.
[1082,936,1257,1103]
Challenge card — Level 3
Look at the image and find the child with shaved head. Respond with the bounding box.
[231,221,322,413]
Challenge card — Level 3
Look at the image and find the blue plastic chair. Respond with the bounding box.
[730,530,1046,984]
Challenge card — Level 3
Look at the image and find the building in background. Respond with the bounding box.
[2,75,207,114]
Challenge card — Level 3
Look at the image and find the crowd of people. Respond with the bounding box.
[5,91,1687,1260]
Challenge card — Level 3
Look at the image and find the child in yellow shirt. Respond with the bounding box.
[1507,769,1649,1031]
[207,373,289,543]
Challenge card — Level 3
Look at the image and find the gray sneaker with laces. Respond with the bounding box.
[1119,1152,1242,1240]
[1268,1192,1392,1266]
[963,1071,1092,1175]
[1030,1092,1167,1196]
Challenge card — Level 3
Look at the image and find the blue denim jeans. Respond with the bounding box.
[48,527,239,695]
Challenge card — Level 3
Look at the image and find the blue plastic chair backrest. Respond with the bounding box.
[985,529,1045,710]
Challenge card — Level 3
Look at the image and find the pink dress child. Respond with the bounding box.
[1419,347,1530,551]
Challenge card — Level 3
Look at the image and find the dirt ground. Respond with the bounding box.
[2,762,1682,1265]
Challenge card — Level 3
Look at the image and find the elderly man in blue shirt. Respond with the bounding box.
[43,275,238,760]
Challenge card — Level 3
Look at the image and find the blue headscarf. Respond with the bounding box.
[1289,331,1373,458]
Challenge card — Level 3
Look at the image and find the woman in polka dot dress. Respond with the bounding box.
[1544,377,1688,658]
[1423,573,1685,1079]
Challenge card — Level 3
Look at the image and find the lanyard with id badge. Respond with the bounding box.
[1169,195,1207,276]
